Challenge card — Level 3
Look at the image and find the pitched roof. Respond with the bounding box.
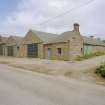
[0,35,23,45]
[83,36,105,46]
[10,36,23,45]
[29,30,105,46]
[49,31,75,43]
[30,30,58,44]
[48,31,105,46]
[0,36,8,44]
[2,37,8,43]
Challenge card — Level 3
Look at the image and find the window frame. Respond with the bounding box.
[57,48,62,56]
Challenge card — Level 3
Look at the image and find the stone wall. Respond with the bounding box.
[44,42,69,60]
[20,31,43,58]
[19,44,27,57]
[69,31,84,60]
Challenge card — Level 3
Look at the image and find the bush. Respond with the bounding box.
[96,63,105,78]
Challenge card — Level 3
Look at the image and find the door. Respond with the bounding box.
[27,43,38,57]
[8,46,14,56]
[0,45,3,55]
[47,48,52,59]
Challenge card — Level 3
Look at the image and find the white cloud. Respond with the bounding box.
[0,0,105,39]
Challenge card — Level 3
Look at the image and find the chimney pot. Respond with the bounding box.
[74,23,79,32]
[90,36,94,39]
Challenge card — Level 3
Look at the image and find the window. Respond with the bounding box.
[27,43,38,57]
[17,46,20,50]
[57,48,62,55]
[81,48,83,52]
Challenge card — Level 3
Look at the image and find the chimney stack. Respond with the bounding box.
[74,23,79,32]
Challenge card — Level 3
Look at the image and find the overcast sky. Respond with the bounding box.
[0,0,104,39]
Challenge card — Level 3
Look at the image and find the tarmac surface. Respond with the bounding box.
[0,64,105,105]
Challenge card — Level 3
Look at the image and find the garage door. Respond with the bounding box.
[8,46,14,56]
[27,44,38,57]
[0,45,3,55]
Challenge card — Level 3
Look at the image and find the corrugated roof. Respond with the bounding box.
[30,30,58,44]
[83,36,105,46]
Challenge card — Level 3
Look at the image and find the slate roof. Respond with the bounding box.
[44,30,105,46]
[2,37,8,43]
[29,30,105,46]
[30,30,58,44]
[49,31,75,43]
[0,35,23,45]
[9,36,23,45]
[0,36,8,44]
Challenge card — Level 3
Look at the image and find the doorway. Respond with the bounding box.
[47,48,52,59]
[0,45,3,55]
[8,46,14,56]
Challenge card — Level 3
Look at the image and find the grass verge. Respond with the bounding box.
[76,52,105,61]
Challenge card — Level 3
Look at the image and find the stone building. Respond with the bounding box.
[0,36,8,56]
[44,24,83,60]
[20,30,57,58]
[0,23,105,60]
[5,36,23,57]
[20,23,105,60]
[83,36,105,55]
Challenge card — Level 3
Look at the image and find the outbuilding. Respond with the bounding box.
[17,23,105,60]
[20,30,57,58]
[0,36,8,56]
[6,36,23,57]
[44,23,84,60]
[83,36,105,55]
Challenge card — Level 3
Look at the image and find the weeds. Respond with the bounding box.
[76,52,105,61]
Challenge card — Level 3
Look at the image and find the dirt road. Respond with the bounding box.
[0,55,105,73]
[0,64,105,105]
[0,55,105,83]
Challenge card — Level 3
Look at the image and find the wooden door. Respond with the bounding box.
[0,45,3,55]
[8,46,14,56]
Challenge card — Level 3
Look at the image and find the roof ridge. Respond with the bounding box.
[30,29,58,35]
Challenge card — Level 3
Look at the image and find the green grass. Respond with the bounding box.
[96,63,105,78]
[76,52,105,61]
